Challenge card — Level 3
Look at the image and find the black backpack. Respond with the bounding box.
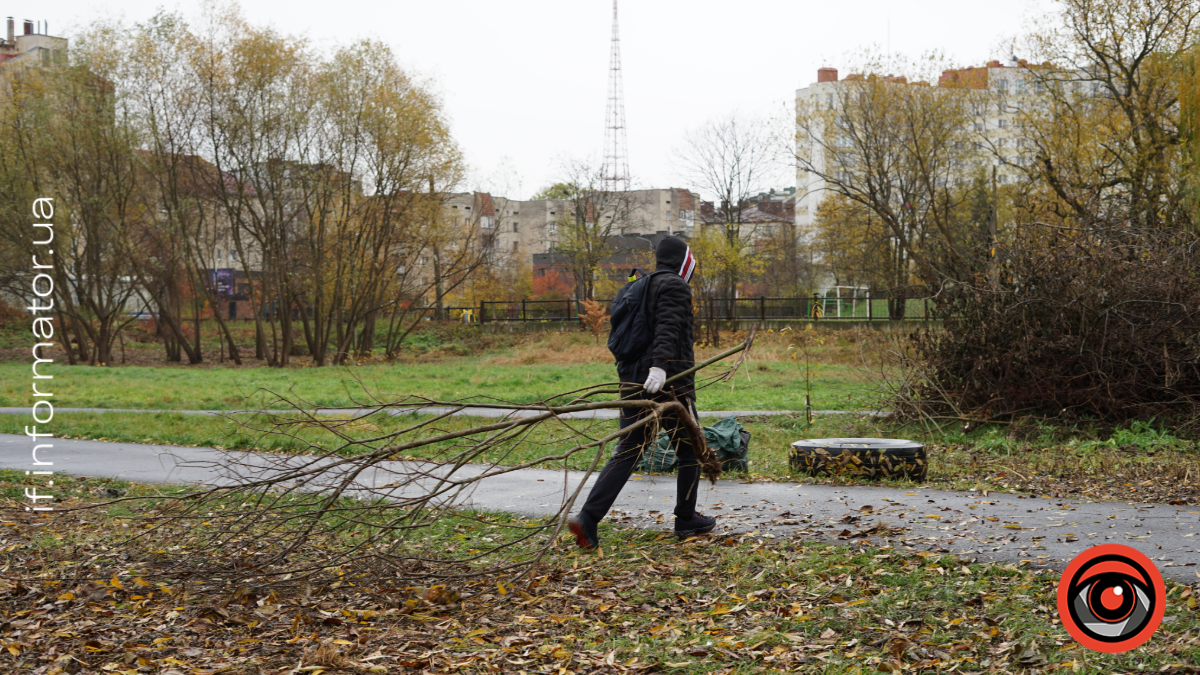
[607,269,669,369]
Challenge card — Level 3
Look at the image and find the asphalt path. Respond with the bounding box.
[4,434,1199,581]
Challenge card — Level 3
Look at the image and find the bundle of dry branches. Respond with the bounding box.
[902,226,1200,429]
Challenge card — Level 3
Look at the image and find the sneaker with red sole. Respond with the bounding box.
[568,516,598,550]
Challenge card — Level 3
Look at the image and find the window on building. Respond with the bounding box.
[996,80,1008,94]
[549,211,556,215]
[231,249,239,262]
[998,119,1008,129]
[827,93,833,108]
[548,222,557,234]
[513,222,519,233]
[974,122,983,132]
[512,241,519,252]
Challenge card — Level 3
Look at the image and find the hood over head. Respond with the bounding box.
[655,235,696,283]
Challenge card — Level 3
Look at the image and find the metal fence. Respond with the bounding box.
[479,299,578,323]
[697,295,934,321]
[474,294,934,324]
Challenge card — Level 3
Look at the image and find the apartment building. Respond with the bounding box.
[0,18,66,69]
[794,61,1053,236]
[482,187,700,261]
[698,189,796,245]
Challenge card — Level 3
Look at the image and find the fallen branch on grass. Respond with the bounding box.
[45,329,759,589]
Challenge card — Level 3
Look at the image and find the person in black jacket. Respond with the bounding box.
[568,236,716,549]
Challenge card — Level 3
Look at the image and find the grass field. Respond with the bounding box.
[13,326,1200,504]
[0,329,882,412]
[4,469,1200,674]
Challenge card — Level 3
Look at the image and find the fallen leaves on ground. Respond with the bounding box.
[6,491,1200,673]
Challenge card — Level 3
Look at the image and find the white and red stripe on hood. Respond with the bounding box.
[654,235,697,284]
[678,246,696,283]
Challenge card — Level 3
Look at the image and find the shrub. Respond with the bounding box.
[579,299,609,344]
[907,226,1200,427]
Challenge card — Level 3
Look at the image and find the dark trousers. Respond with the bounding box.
[578,392,701,526]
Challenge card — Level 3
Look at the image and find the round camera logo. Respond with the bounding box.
[1057,544,1166,653]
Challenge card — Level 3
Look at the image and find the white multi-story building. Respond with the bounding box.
[794,61,1057,236]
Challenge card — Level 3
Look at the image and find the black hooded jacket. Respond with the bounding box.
[618,236,696,399]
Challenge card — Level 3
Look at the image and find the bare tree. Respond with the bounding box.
[126,11,245,365]
[675,113,776,299]
[189,6,320,366]
[33,26,149,365]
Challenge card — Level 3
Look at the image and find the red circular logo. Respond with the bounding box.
[1057,544,1166,653]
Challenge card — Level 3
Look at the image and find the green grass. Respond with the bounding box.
[0,355,873,412]
[45,410,871,474]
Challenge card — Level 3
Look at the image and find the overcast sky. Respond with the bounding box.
[21,0,1054,200]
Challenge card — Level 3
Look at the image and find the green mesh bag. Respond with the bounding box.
[634,416,752,474]
[704,416,751,473]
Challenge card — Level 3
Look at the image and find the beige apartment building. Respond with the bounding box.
[0,18,66,68]
[481,187,700,261]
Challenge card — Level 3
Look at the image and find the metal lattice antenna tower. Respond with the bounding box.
[601,0,629,193]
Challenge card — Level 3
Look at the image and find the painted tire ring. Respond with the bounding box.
[789,438,927,481]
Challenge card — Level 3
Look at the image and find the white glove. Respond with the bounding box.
[644,367,667,394]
